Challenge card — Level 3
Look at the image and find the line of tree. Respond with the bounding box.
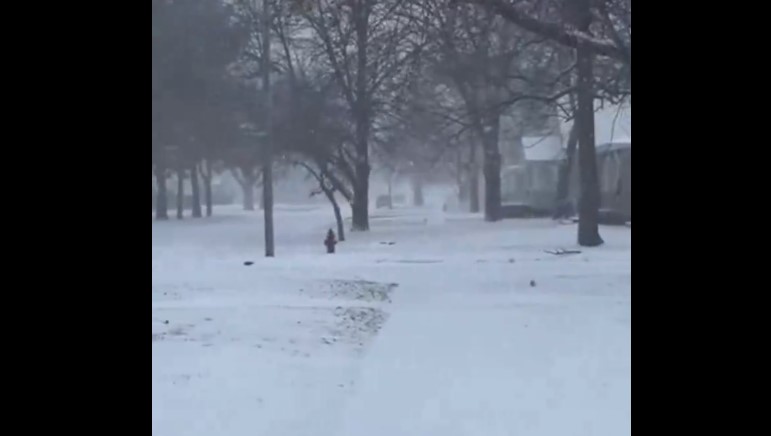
[152,0,631,249]
[152,0,251,219]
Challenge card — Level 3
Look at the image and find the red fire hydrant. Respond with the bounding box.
[324,229,337,254]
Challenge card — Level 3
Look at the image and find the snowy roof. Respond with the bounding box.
[520,135,631,161]
[523,136,564,162]
[559,104,631,145]
[597,139,631,154]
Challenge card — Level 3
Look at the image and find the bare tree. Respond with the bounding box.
[373,71,464,208]
[424,0,556,221]
[176,165,185,220]
[570,0,603,245]
[275,76,355,240]
[230,161,263,210]
[152,138,170,220]
[258,2,357,240]
[152,0,247,219]
[299,161,348,241]
[466,0,631,245]
[468,0,630,67]
[299,0,428,231]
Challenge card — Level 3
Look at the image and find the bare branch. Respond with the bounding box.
[466,0,630,65]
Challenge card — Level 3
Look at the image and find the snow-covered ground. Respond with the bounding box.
[152,203,631,436]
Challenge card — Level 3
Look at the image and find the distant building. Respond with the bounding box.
[501,135,563,212]
[596,139,631,217]
[500,135,631,218]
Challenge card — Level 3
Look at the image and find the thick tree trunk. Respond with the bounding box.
[203,160,213,217]
[154,165,169,220]
[350,127,371,231]
[351,168,370,231]
[351,199,368,231]
[469,168,480,213]
[574,0,604,246]
[554,123,578,218]
[412,174,424,207]
[351,2,371,232]
[190,163,202,218]
[481,115,502,222]
[483,153,502,221]
[176,168,185,220]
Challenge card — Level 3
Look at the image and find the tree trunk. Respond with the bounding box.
[351,1,371,232]
[176,168,185,220]
[154,165,169,220]
[190,163,202,218]
[574,0,604,246]
[231,167,257,211]
[483,153,502,221]
[387,171,394,209]
[469,167,480,213]
[324,189,345,242]
[412,174,425,207]
[468,144,481,213]
[456,151,466,206]
[351,168,370,231]
[242,179,255,211]
[203,160,213,217]
[554,123,578,218]
[241,183,255,211]
[481,115,502,222]
[459,175,468,204]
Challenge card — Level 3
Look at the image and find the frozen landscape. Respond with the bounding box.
[152,202,631,436]
[153,0,632,432]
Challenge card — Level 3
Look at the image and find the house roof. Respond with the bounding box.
[520,135,631,161]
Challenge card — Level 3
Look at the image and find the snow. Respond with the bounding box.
[523,135,564,161]
[597,139,631,155]
[560,104,631,146]
[153,202,631,436]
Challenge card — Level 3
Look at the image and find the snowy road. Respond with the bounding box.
[152,204,631,435]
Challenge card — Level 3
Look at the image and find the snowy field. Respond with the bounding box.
[152,203,631,436]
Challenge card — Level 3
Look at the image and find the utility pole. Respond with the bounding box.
[262,0,275,257]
